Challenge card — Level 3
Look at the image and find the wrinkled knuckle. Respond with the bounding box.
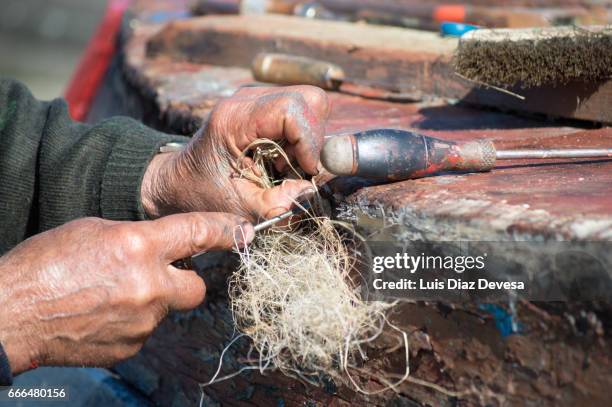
[128,275,158,307]
[116,227,150,258]
[208,99,232,129]
[280,94,309,126]
[283,91,307,110]
[302,85,329,107]
[186,213,210,251]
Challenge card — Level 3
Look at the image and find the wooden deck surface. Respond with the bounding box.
[123,11,612,241]
[94,1,612,406]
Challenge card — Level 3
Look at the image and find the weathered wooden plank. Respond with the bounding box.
[108,250,612,407]
[461,79,612,124]
[145,14,612,123]
[313,0,609,28]
[114,277,611,407]
[146,14,464,98]
[314,0,612,8]
[191,0,611,27]
[89,3,612,406]
[454,25,612,124]
[122,17,612,240]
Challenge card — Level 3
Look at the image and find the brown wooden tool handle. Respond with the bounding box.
[251,53,345,89]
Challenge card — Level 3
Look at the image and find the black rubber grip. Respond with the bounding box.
[353,129,456,180]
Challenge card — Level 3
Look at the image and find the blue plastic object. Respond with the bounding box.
[440,22,479,37]
[479,303,522,337]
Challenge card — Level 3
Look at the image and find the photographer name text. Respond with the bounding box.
[371,253,525,291]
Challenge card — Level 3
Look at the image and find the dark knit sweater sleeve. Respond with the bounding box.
[0,78,188,253]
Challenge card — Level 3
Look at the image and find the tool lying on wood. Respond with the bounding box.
[321,129,612,180]
[252,52,421,101]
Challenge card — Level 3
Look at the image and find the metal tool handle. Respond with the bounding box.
[321,129,496,180]
[251,53,346,89]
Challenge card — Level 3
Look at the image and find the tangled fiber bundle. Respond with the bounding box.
[204,140,409,394]
[231,213,397,389]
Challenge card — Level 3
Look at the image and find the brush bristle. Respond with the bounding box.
[454,26,612,88]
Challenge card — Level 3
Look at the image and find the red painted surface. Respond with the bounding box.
[434,4,467,22]
[120,0,612,240]
[64,0,131,121]
[104,3,612,407]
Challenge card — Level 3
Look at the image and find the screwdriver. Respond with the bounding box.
[320,129,612,180]
[251,53,420,101]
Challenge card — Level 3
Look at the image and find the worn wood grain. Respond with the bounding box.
[145,14,612,123]
[146,14,463,99]
[461,79,612,124]
[122,15,612,241]
[86,2,612,406]
[314,0,609,27]
[111,257,612,407]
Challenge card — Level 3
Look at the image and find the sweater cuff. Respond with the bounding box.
[101,121,188,221]
[0,340,12,386]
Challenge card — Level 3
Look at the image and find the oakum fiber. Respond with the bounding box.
[207,140,408,393]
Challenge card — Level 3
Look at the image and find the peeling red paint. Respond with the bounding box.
[122,15,612,240]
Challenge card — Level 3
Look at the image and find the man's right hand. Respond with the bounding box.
[0,213,253,375]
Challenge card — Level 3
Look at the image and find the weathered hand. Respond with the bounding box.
[0,213,253,374]
[141,85,330,221]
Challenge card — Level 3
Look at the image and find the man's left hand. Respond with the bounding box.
[141,85,330,221]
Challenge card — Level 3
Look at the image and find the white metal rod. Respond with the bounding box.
[496,149,612,160]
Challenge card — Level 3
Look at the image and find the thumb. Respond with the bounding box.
[256,179,315,219]
[149,212,255,262]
